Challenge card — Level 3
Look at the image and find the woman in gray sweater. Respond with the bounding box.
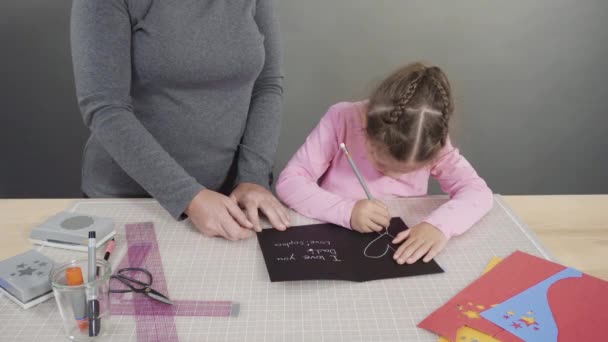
[71,0,289,239]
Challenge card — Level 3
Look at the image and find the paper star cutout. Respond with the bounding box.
[38,262,48,267]
[511,322,522,329]
[507,310,515,316]
[18,267,36,276]
[476,305,485,310]
[519,316,538,326]
[503,315,510,319]
[462,310,480,319]
[16,263,26,269]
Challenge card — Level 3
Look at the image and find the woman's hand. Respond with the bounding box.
[392,222,447,264]
[350,199,390,233]
[186,189,255,240]
[230,183,291,232]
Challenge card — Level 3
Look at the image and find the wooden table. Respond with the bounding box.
[1,196,607,280]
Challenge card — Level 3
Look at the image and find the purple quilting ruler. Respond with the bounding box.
[111,222,239,342]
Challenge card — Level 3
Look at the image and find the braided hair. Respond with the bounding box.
[366,62,454,162]
[384,72,423,124]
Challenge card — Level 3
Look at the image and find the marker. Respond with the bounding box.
[65,267,88,331]
[103,238,115,261]
[87,231,100,336]
[339,143,374,200]
[96,238,115,276]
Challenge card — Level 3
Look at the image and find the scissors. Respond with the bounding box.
[109,267,173,305]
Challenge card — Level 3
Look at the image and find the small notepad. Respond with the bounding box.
[29,211,116,251]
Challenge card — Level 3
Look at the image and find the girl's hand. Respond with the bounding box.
[392,222,447,264]
[350,199,390,233]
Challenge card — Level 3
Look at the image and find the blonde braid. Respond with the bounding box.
[384,73,423,124]
[430,73,450,115]
[427,68,451,145]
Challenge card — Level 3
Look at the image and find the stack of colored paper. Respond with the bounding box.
[419,251,608,342]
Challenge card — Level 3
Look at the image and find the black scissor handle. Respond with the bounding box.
[109,267,153,293]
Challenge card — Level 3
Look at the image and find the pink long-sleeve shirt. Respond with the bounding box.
[276,101,493,238]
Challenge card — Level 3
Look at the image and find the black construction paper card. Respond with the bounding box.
[256,217,444,282]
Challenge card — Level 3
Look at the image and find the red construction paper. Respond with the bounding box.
[546,272,608,341]
[418,251,608,341]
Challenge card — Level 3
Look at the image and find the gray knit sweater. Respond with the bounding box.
[71,0,283,219]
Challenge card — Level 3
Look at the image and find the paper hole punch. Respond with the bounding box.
[0,250,55,309]
[29,211,116,251]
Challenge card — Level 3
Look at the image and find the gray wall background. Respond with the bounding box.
[1,0,607,198]
[1,0,87,197]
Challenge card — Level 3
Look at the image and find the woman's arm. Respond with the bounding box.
[276,104,358,228]
[235,0,284,187]
[71,0,203,219]
[423,140,494,238]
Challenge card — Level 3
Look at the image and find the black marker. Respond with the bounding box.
[87,231,100,336]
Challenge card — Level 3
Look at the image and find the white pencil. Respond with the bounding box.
[339,143,374,200]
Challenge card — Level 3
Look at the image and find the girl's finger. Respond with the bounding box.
[358,225,373,233]
[372,199,389,211]
[392,229,410,244]
[393,234,416,260]
[397,238,425,264]
[367,220,384,232]
[371,205,390,219]
[423,240,446,263]
[370,213,390,229]
[406,241,434,264]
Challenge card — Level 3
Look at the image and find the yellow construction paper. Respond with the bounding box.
[455,326,501,342]
[482,256,503,274]
[437,326,501,342]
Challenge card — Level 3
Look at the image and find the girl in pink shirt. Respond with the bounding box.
[276,62,493,264]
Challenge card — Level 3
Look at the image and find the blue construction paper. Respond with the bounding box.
[480,268,582,342]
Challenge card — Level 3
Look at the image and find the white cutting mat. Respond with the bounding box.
[0,195,551,342]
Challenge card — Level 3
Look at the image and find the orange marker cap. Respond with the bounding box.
[65,267,84,285]
[77,320,89,330]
